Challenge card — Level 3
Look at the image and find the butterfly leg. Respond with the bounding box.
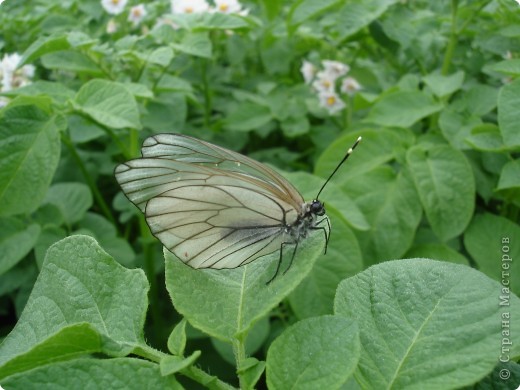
[312,217,331,254]
[266,241,288,285]
[282,240,299,276]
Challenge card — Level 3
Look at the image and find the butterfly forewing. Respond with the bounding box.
[115,134,304,269]
[141,134,304,208]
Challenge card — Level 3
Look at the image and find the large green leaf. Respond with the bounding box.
[44,182,93,226]
[165,232,326,341]
[347,167,422,264]
[266,315,360,390]
[0,105,61,217]
[334,259,520,389]
[0,218,40,275]
[498,78,520,147]
[2,358,181,389]
[407,144,475,241]
[366,90,443,127]
[72,79,141,129]
[0,235,149,379]
[464,213,520,296]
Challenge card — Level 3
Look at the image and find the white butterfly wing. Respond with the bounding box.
[115,134,304,269]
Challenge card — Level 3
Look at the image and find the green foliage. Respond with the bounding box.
[0,0,519,388]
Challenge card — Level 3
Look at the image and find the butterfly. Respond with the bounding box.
[115,134,361,283]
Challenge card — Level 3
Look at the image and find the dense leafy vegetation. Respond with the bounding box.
[0,0,519,389]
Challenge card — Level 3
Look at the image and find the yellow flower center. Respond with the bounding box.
[132,9,141,17]
[185,6,194,13]
[111,0,119,4]
[323,80,331,88]
[219,3,229,12]
[326,96,336,106]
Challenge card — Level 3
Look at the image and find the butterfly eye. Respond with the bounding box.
[310,200,325,216]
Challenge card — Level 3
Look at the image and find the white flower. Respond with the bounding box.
[312,71,335,93]
[171,0,209,14]
[516,0,520,5]
[101,0,128,15]
[340,76,362,96]
[128,4,147,26]
[214,0,244,14]
[318,91,346,114]
[322,60,349,80]
[300,61,316,84]
[106,19,118,34]
[1,53,35,93]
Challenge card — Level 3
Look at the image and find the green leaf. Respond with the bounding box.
[334,259,520,389]
[260,0,283,20]
[407,144,475,241]
[225,102,272,132]
[172,32,212,58]
[142,93,187,133]
[68,114,105,144]
[438,107,482,150]
[0,235,150,378]
[123,82,154,99]
[289,0,340,26]
[165,231,326,341]
[464,84,498,116]
[3,81,75,105]
[266,315,360,390]
[237,357,266,390]
[2,358,181,389]
[347,167,422,264]
[148,46,174,67]
[280,115,310,138]
[169,12,249,30]
[366,90,443,127]
[466,124,505,151]
[160,351,201,376]
[0,218,40,275]
[73,79,141,129]
[315,129,406,185]
[289,208,363,319]
[487,58,520,76]
[19,33,70,66]
[34,225,67,267]
[0,105,61,217]
[498,78,520,147]
[167,319,187,356]
[0,323,102,380]
[331,0,395,41]
[41,51,103,75]
[464,213,520,296]
[423,71,464,98]
[77,213,135,267]
[44,182,93,225]
[497,159,520,191]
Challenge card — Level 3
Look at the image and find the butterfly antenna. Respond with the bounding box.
[315,136,362,200]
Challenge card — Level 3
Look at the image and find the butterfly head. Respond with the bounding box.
[310,199,325,216]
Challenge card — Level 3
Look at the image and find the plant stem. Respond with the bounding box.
[61,133,116,225]
[201,59,212,129]
[232,336,247,389]
[441,0,459,75]
[136,345,237,390]
[138,214,164,343]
